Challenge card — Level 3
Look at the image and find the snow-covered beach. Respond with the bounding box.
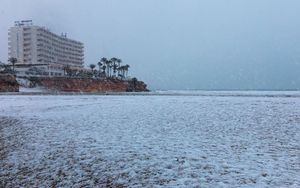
[1,92,300,187]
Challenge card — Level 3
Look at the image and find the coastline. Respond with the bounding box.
[0,75,149,93]
[1,90,300,98]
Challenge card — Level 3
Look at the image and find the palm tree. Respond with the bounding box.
[90,64,96,78]
[110,57,118,76]
[100,57,108,62]
[105,60,112,77]
[102,65,106,74]
[94,57,128,78]
[124,64,130,77]
[117,66,125,79]
[117,58,122,67]
[111,57,117,63]
[116,58,122,76]
[8,57,17,72]
[112,63,118,76]
[104,61,109,76]
[97,61,102,71]
[97,61,102,77]
[89,64,96,71]
[100,57,108,77]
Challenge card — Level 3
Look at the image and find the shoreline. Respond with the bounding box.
[1,90,300,98]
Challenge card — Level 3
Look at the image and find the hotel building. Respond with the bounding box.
[8,20,84,76]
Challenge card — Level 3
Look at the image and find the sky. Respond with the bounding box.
[1,0,300,90]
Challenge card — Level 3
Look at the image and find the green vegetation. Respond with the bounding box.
[0,60,14,74]
[90,57,130,80]
[1,56,132,81]
[8,57,17,72]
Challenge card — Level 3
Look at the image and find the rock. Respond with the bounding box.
[0,74,19,92]
[29,77,149,92]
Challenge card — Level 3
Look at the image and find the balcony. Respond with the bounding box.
[24,43,31,47]
[24,38,31,42]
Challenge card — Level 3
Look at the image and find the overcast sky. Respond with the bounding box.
[1,0,300,90]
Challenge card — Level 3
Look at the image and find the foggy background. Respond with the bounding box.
[1,0,300,90]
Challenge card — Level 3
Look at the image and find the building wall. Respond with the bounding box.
[8,26,24,63]
[8,21,84,69]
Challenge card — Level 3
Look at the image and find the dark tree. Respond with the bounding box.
[8,57,17,72]
[89,64,96,71]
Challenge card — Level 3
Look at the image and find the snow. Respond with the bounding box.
[19,87,47,93]
[0,92,300,187]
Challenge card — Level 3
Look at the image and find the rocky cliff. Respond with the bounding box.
[30,77,149,92]
[0,74,19,92]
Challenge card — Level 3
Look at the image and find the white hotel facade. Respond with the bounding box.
[8,20,84,76]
